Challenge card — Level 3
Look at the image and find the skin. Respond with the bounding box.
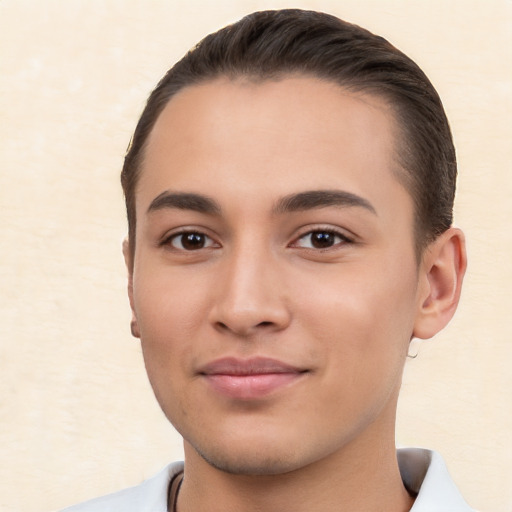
[125,76,466,512]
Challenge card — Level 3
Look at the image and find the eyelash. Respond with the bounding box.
[161,227,354,252]
[291,228,354,250]
[161,230,218,251]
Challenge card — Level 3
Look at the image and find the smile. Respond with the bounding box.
[199,357,308,400]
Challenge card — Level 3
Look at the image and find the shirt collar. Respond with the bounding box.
[398,448,475,511]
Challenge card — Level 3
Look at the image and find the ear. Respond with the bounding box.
[122,238,140,338]
[413,227,467,340]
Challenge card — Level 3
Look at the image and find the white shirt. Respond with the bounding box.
[59,448,475,511]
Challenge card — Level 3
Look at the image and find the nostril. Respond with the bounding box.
[214,319,276,335]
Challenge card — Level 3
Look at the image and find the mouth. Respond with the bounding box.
[198,357,308,400]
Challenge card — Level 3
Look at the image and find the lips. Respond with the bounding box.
[199,357,307,399]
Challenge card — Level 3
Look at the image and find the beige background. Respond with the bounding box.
[1,1,511,511]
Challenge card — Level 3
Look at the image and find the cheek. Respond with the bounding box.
[133,265,211,336]
[294,260,418,369]
[311,279,415,423]
[131,267,213,392]
[132,272,207,423]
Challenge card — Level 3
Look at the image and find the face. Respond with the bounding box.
[128,76,428,475]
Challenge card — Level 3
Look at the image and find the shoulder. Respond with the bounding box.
[398,448,477,511]
[57,461,184,512]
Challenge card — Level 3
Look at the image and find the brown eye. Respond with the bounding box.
[310,232,337,248]
[170,232,215,250]
[294,230,350,249]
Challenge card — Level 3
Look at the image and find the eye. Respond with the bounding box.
[166,231,218,251]
[293,230,351,249]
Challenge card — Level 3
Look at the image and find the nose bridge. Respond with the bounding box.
[211,234,289,335]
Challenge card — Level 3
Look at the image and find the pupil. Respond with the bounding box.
[182,233,205,250]
[311,232,334,248]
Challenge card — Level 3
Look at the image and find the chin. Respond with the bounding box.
[194,444,305,476]
[184,425,334,477]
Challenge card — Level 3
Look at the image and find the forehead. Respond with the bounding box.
[138,76,410,220]
[146,76,397,158]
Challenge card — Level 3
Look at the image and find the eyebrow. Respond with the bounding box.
[273,190,377,215]
[147,191,221,215]
[146,189,376,217]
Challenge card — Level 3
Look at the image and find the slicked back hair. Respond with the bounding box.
[121,9,456,258]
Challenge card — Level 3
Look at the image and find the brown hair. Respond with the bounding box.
[122,9,456,257]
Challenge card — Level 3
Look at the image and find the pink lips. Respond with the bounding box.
[199,357,306,399]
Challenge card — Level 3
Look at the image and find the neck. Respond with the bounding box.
[176,411,414,512]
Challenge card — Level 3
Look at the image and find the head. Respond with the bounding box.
[122,9,457,262]
[121,9,466,478]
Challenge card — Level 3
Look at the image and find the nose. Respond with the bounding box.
[209,243,291,337]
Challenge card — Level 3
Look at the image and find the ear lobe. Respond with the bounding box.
[413,227,467,340]
[122,238,141,339]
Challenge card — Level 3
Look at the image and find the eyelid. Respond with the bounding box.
[159,226,221,249]
[289,225,356,249]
